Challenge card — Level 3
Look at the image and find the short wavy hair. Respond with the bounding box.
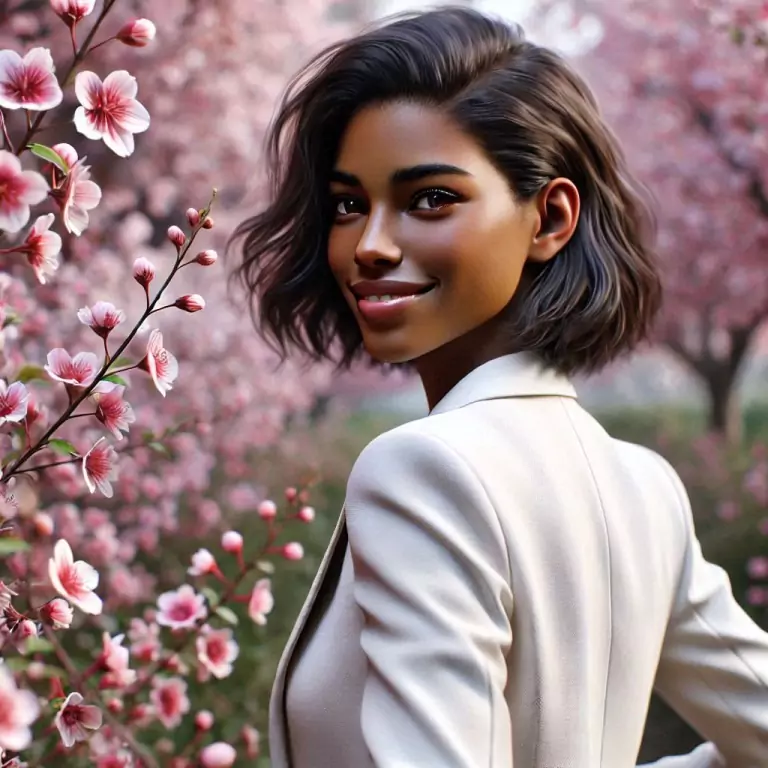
[228,6,661,376]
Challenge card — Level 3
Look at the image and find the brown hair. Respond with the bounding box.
[228,6,661,375]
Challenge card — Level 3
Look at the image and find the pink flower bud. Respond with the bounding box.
[285,487,298,503]
[167,225,186,248]
[297,505,315,523]
[241,725,260,758]
[195,249,218,266]
[117,17,156,47]
[41,598,73,629]
[51,142,78,170]
[221,530,243,553]
[107,698,124,713]
[15,619,38,643]
[186,208,201,227]
[200,743,236,768]
[33,511,54,536]
[174,294,205,313]
[201,215,214,230]
[257,500,277,520]
[282,542,304,561]
[195,710,214,731]
[133,256,156,288]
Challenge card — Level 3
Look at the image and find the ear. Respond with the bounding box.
[527,178,580,263]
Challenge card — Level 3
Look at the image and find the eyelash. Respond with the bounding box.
[331,187,462,218]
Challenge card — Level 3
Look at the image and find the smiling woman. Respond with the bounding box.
[228,7,768,768]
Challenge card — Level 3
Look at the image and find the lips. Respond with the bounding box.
[349,280,436,301]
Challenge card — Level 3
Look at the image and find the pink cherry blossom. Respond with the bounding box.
[0,150,48,233]
[187,548,216,576]
[48,538,102,615]
[45,348,99,387]
[117,18,157,47]
[298,505,315,522]
[99,633,137,688]
[132,256,155,288]
[282,542,304,561]
[51,142,78,169]
[747,556,768,580]
[194,710,214,731]
[20,213,61,284]
[0,379,29,425]
[167,225,185,247]
[196,625,239,680]
[40,597,74,629]
[195,249,218,266]
[247,578,274,626]
[82,437,119,497]
[0,665,39,751]
[49,0,95,24]
[149,676,190,729]
[56,157,101,235]
[139,329,178,397]
[127,618,160,663]
[92,382,135,441]
[257,500,277,520]
[54,691,102,748]
[74,70,150,158]
[220,530,242,553]
[77,301,126,338]
[200,742,237,768]
[174,294,205,313]
[156,584,207,630]
[0,47,63,111]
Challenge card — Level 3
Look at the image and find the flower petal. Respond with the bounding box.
[74,70,102,109]
[102,69,138,100]
[73,105,102,141]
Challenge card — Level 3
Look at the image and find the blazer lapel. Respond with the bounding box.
[269,508,348,765]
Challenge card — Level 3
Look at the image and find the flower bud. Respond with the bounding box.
[133,256,156,288]
[195,710,214,731]
[297,505,315,523]
[200,742,236,768]
[27,661,46,680]
[40,598,73,629]
[284,487,298,503]
[33,511,54,536]
[282,542,304,561]
[107,697,124,714]
[186,208,201,227]
[117,18,156,47]
[174,294,205,313]
[201,215,214,229]
[221,530,243,554]
[257,500,277,521]
[14,619,38,649]
[241,725,261,758]
[195,249,218,266]
[167,225,186,248]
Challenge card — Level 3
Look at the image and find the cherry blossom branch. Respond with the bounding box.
[14,0,120,157]
[3,191,216,480]
[40,625,160,768]
[0,109,14,152]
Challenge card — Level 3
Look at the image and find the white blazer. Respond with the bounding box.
[269,353,768,767]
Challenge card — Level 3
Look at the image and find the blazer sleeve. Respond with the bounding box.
[650,456,768,766]
[343,427,515,768]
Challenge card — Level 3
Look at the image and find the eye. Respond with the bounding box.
[331,195,365,219]
[410,188,461,212]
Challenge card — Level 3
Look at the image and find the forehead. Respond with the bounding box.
[334,101,488,178]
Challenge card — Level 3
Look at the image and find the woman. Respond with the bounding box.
[231,7,768,767]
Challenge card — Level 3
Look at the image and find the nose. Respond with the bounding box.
[354,208,402,268]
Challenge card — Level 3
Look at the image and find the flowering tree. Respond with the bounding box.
[540,0,768,441]
[0,1,347,765]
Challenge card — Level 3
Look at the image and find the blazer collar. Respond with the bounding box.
[429,352,577,416]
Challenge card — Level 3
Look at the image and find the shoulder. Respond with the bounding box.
[345,417,510,575]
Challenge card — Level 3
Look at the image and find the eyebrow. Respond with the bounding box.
[329,163,472,187]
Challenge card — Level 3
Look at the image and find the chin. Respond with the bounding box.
[362,338,423,366]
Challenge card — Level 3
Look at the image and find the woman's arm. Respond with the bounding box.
[344,426,515,768]
[650,456,768,766]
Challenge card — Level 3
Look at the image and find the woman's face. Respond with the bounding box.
[327,100,544,366]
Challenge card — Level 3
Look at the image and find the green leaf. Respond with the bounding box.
[148,441,169,456]
[15,364,47,384]
[111,357,132,368]
[0,538,30,555]
[47,439,78,456]
[20,636,54,655]
[256,560,275,575]
[28,143,70,173]
[215,606,239,626]
[102,374,127,386]
[200,587,220,608]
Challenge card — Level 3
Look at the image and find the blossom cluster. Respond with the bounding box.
[0,1,336,765]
